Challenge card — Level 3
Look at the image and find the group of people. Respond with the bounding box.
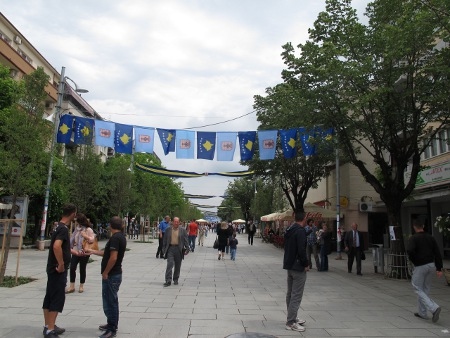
[283,212,444,334]
[42,203,126,338]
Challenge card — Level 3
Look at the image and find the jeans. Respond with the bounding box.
[320,245,328,271]
[102,273,122,332]
[306,244,320,269]
[230,248,236,260]
[286,269,307,325]
[188,235,196,251]
[411,262,439,317]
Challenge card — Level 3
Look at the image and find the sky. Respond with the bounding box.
[2,0,369,215]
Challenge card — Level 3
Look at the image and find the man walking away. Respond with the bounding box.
[187,219,198,252]
[87,216,127,338]
[156,216,170,258]
[248,222,256,245]
[407,221,443,323]
[42,203,77,338]
[283,211,309,333]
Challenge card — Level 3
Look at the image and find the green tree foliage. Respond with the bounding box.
[0,66,51,282]
[280,0,450,252]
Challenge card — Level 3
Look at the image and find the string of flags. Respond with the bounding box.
[56,114,334,161]
[135,163,254,178]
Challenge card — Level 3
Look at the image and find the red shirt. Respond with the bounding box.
[188,222,198,236]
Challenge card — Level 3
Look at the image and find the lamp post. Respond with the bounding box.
[39,66,88,244]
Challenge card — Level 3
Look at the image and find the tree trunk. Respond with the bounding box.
[386,206,410,279]
[0,219,13,284]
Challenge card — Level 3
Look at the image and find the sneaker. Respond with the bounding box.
[414,313,428,320]
[98,330,116,338]
[286,322,305,332]
[43,330,59,338]
[173,280,178,285]
[99,324,108,331]
[163,281,171,287]
[43,326,65,336]
[432,306,441,323]
[296,318,306,325]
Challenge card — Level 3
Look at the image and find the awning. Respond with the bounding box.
[232,219,246,223]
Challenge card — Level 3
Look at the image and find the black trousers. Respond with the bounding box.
[156,233,164,257]
[69,254,89,283]
[347,247,362,274]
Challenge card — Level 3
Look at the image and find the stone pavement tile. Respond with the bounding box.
[377,328,439,337]
[325,328,385,336]
[301,319,349,329]
[167,312,216,319]
[342,321,398,329]
[193,308,239,315]
[188,324,245,337]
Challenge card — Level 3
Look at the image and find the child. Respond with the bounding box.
[229,233,238,261]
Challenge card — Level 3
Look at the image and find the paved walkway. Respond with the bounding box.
[0,232,448,338]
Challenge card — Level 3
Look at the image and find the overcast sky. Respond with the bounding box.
[2,0,368,215]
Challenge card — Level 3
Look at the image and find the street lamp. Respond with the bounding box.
[39,66,89,243]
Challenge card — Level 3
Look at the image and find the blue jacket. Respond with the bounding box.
[283,223,308,271]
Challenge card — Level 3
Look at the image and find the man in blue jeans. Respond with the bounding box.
[87,216,127,338]
[283,211,309,333]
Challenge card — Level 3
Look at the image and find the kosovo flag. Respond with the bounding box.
[197,132,216,160]
[157,128,176,155]
[258,130,277,160]
[73,116,94,145]
[217,132,237,161]
[115,123,133,154]
[56,114,74,144]
[176,130,195,159]
[316,127,334,154]
[238,131,256,161]
[280,128,297,159]
[94,120,115,148]
[298,127,316,156]
[134,127,155,154]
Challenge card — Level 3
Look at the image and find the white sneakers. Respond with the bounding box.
[286,322,305,332]
[296,318,306,325]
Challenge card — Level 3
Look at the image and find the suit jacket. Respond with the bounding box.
[344,230,364,251]
[162,226,189,258]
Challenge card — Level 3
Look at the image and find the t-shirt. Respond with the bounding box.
[46,222,70,272]
[101,232,127,275]
[229,238,238,249]
[188,222,198,236]
[159,220,170,234]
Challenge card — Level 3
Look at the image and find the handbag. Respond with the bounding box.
[213,236,219,249]
[82,236,99,251]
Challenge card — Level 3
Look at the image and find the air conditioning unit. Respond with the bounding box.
[359,202,373,212]
[14,36,22,45]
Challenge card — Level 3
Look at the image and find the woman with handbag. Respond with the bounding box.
[66,213,96,294]
[216,221,230,260]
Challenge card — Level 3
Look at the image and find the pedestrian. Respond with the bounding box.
[344,222,364,275]
[283,211,309,333]
[187,219,198,252]
[305,219,320,270]
[66,213,96,294]
[156,216,170,259]
[42,203,77,338]
[225,222,233,254]
[229,233,238,261]
[407,221,443,322]
[317,222,332,272]
[198,224,205,246]
[86,216,127,338]
[248,222,256,245]
[162,217,189,286]
[216,221,229,260]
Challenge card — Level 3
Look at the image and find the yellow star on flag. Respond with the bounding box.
[59,123,69,135]
[288,138,296,148]
[120,133,130,145]
[245,140,253,151]
[81,126,90,137]
[203,140,214,151]
[167,133,174,142]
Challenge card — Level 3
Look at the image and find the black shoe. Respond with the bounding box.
[174,280,178,285]
[43,330,58,338]
[163,281,171,287]
[432,306,441,323]
[99,324,108,331]
[160,256,165,259]
[98,330,117,338]
[43,325,65,336]
[218,255,221,260]
[414,313,428,320]
[357,272,362,276]
[156,254,159,258]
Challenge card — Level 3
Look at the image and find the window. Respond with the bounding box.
[423,128,450,159]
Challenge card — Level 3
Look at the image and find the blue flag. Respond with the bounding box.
[56,114,74,144]
[258,130,277,160]
[135,127,155,154]
[238,131,256,161]
[115,123,133,154]
[157,128,176,155]
[298,127,316,156]
[216,132,237,161]
[95,120,115,148]
[176,130,195,159]
[280,128,298,158]
[73,116,94,145]
[197,132,216,160]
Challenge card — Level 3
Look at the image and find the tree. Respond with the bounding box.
[0,66,51,282]
[223,178,257,226]
[280,0,450,257]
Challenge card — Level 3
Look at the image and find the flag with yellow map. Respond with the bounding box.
[238,131,256,161]
[280,128,298,159]
[74,116,94,145]
[197,132,216,160]
[115,123,133,154]
[56,114,74,144]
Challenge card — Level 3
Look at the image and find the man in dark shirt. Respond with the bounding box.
[283,211,309,333]
[42,203,77,338]
[87,216,127,338]
[407,222,443,323]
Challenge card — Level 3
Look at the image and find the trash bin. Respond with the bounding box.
[372,244,384,274]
